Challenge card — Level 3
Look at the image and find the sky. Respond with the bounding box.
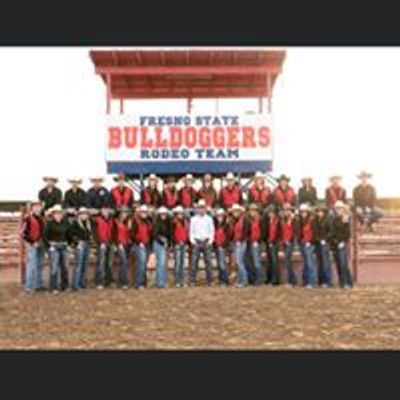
[0,46,398,200]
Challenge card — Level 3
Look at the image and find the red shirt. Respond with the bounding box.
[281,218,295,243]
[267,216,280,242]
[232,216,245,242]
[249,217,261,242]
[134,217,152,245]
[299,218,313,243]
[326,186,345,207]
[114,219,130,246]
[163,187,178,209]
[172,217,189,244]
[273,186,296,206]
[214,222,228,247]
[249,185,271,207]
[111,186,133,208]
[179,187,197,208]
[220,185,242,209]
[198,187,218,208]
[95,215,113,244]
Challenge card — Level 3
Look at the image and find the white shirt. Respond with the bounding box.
[189,214,215,245]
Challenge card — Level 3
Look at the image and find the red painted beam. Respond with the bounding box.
[96,65,281,76]
[113,87,267,96]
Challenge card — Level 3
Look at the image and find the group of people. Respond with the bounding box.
[21,169,383,293]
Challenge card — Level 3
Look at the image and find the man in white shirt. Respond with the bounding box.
[189,199,215,286]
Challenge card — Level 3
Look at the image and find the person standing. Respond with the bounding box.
[131,205,153,289]
[230,203,248,288]
[69,207,92,291]
[189,200,214,287]
[141,174,162,209]
[38,176,63,211]
[298,177,318,207]
[213,208,230,287]
[171,206,190,288]
[313,204,333,287]
[325,175,347,220]
[152,207,172,289]
[43,205,71,294]
[92,205,114,289]
[248,171,272,211]
[331,201,353,288]
[162,176,179,210]
[87,177,112,212]
[64,178,88,215]
[297,203,317,288]
[219,172,243,210]
[110,173,134,210]
[21,199,45,293]
[273,174,296,211]
[178,174,198,212]
[353,171,384,232]
[262,205,281,285]
[280,203,298,287]
[197,174,218,209]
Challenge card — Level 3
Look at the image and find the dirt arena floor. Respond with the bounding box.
[1,283,400,350]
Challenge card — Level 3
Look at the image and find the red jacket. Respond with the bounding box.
[231,216,245,242]
[141,187,162,208]
[172,217,189,244]
[248,185,271,207]
[113,219,131,246]
[247,216,262,242]
[197,187,218,208]
[220,185,242,209]
[162,187,179,209]
[298,217,314,243]
[111,186,133,208]
[325,186,346,208]
[94,215,113,244]
[266,216,280,243]
[273,186,296,207]
[22,214,43,243]
[132,217,153,245]
[214,220,230,247]
[178,187,197,208]
[281,217,296,243]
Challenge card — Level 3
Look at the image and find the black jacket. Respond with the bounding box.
[69,219,92,244]
[38,187,63,210]
[312,216,331,243]
[298,186,318,206]
[353,184,377,209]
[64,188,88,210]
[87,186,112,209]
[152,217,172,246]
[43,218,72,246]
[331,216,351,246]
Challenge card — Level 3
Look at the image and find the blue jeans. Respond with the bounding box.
[154,241,168,288]
[300,242,317,287]
[283,242,297,286]
[215,246,229,285]
[49,244,69,291]
[335,244,353,287]
[266,242,279,285]
[25,243,45,291]
[234,242,248,286]
[134,244,148,288]
[355,206,384,227]
[115,245,129,287]
[72,241,90,290]
[191,241,213,285]
[249,242,263,285]
[174,243,186,286]
[315,241,332,286]
[95,243,114,287]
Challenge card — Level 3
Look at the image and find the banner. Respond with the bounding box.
[106,114,273,174]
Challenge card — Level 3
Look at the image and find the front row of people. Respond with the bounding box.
[22,198,353,294]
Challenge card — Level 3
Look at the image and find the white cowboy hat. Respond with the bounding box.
[68,177,83,183]
[148,174,158,181]
[329,175,342,181]
[334,200,348,209]
[231,203,244,212]
[30,199,43,206]
[90,176,104,182]
[50,204,63,214]
[184,174,194,180]
[77,207,89,215]
[157,206,168,214]
[299,203,311,212]
[216,208,226,216]
[254,171,264,179]
[173,206,184,214]
[226,172,235,180]
[357,170,372,179]
[138,205,148,213]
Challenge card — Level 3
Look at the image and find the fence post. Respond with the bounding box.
[351,212,359,284]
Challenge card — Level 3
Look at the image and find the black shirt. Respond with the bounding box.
[87,186,112,209]
[38,187,63,210]
[353,184,377,209]
[298,186,318,206]
[69,220,92,244]
[64,188,88,210]
[43,218,72,245]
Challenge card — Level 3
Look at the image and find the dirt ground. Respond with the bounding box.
[1,283,400,350]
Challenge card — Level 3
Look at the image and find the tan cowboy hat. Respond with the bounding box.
[77,207,90,215]
[226,172,235,180]
[329,175,342,181]
[231,203,244,212]
[173,206,185,214]
[357,170,372,179]
[43,176,58,183]
[299,203,311,212]
[68,177,83,184]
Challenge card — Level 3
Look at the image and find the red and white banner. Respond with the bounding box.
[106,114,273,174]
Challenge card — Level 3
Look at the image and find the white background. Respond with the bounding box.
[0,47,398,200]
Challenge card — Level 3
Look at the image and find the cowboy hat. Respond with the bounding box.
[226,172,235,180]
[315,203,328,212]
[282,202,295,211]
[49,204,63,214]
[231,203,244,212]
[254,171,264,179]
[329,175,342,181]
[173,206,184,214]
[299,203,311,212]
[277,174,290,182]
[215,208,226,216]
[301,176,313,182]
[138,205,148,213]
[148,174,158,181]
[357,170,372,179]
[334,200,348,210]
[90,176,104,182]
[43,176,58,183]
[68,177,83,184]
[30,199,42,206]
[117,206,131,214]
[184,174,194,181]
[197,199,207,208]
[113,173,127,182]
[248,203,259,211]
[157,206,168,214]
[77,207,90,215]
